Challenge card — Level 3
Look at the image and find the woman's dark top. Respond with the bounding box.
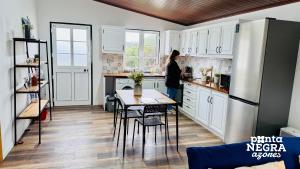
[165,60,181,89]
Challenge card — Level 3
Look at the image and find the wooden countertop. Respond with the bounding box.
[103,72,165,78]
[184,80,229,94]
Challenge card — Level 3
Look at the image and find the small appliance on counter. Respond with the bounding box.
[181,66,193,81]
[220,74,231,90]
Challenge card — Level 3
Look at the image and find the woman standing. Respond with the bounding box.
[165,50,181,109]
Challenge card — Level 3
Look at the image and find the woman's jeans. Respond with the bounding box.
[167,87,177,110]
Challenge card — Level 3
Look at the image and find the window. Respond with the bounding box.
[124,30,159,71]
[55,27,89,66]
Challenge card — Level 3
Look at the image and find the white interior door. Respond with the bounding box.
[52,23,92,106]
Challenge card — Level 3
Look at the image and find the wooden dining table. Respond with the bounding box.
[114,89,179,157]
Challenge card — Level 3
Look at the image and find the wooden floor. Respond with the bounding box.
[0,107,223,169]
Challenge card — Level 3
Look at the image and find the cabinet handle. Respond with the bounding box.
[210,97,213,104]
[216,47,218,53]
[157,82,159,88]
[207,96,210,103]
[170,47,173,53]
[187,91,191,94]
[196,47,198,54]
[187,98,191,101]
[219,46,222,53]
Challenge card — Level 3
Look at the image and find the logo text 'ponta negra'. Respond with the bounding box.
[246,136,286,160]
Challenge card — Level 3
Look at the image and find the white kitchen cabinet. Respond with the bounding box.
[142,79,156,89]
[102,26,125,54]
[165,30,181,55]
[183,30,191,55]
[182,82,228,139]
[183,83,198,118]
[207,26,222,55]
[142,78,167,94]
[190,30,198,56]
[196,87,211,126]
[209,91,228,136]
[156,79,167,94]
[180,31,186,55]
[207,22,236,56]
[197,29,209,56]
[219,23,236,55]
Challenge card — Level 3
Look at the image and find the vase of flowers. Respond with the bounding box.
[21,17,33,39]
[129,71,144,96]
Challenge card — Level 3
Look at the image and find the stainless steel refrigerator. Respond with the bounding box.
[225,18,300,144]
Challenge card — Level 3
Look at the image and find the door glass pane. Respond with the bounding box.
[143,33,158,71]
[57,54,71,66]
[74,54,87,66]
[56,41,71,53]
[56,28,70,41]
[124,31,139,70]
[73,42,87,54]
[73,29,87,41]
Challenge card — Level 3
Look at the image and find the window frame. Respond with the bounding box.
[124,29,160,72]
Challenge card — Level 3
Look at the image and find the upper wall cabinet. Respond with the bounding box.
[197,28,209,56]
[166,20,238,58]
[165,30,181,55]
[207,22,237,56]
[102,26,125,54]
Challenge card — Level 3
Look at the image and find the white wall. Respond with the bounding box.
[36,0,185,106]
[187,2,300,130]
[0,0,39,158]
[289,49,300,130]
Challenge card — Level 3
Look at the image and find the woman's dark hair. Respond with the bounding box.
[169,50,180,62]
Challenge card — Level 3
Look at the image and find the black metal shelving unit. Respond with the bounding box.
[13,38,52,145]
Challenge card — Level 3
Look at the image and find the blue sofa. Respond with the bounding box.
[186,137,300,169]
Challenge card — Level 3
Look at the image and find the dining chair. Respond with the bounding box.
[113,86,144,138]
[114,97,142,147]
[132,104,169,158]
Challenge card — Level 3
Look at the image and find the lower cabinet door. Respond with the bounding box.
[209,91,228,136]
[142,79,156,89]
[196,87,211,126]
[156,79,167,94]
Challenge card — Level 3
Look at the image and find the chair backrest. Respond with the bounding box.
[122,86,133,90]
[143,105,167,115]
[115,97,123,110]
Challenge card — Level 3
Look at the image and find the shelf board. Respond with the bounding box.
[15,61,47,68]
[16,81,48,94]
[13,38,47,43]
[18,100,49,119]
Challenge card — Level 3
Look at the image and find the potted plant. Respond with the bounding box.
[200,67,212,83]
[214,73,221,85]
[21,17,33,39]
[129,71,144,96]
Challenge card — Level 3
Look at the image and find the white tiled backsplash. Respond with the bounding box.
[102,53,232,77]
[161,55,232,78]
[102,53,123,73]
[183,56,232,78]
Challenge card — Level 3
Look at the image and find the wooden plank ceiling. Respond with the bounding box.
[94,0,299,26]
